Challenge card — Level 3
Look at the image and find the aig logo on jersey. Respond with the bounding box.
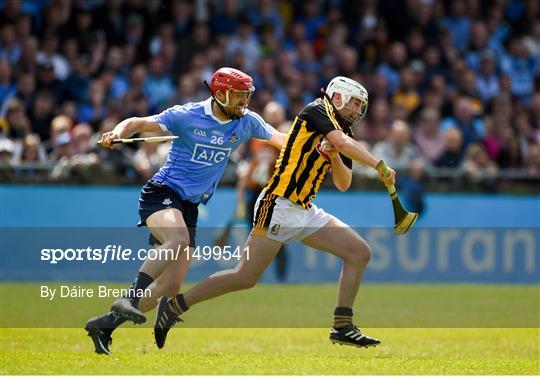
[191,143,232,166]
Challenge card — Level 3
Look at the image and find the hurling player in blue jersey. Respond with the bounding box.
[85,68,287,355]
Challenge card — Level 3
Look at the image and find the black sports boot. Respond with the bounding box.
[154,297,183,349]
[329,325,381,348]
[111,297,147,324]
[85,317,113,355]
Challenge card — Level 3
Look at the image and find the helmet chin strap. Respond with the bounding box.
[204,80,241,120]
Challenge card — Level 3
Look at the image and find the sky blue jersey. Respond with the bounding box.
[151,98,274,204]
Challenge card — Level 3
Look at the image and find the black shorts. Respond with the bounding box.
[138,180,198,247]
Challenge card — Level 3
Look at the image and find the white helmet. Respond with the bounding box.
[326,76,369,123]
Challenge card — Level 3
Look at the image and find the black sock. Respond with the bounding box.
[333,306,353,329]
[126,271,154,307]
[168,293,189,316]
[97,311,128,337]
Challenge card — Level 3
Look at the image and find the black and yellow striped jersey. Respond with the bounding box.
[263,96,353,208]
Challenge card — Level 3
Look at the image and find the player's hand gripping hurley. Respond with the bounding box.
[376,160,418,235]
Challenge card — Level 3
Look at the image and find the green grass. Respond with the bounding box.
[1,328,538,374]
[1,283,538,328]
[1,283,539,374]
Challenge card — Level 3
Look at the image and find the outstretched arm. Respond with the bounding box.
[265,131,288,150]
[326,130,396,186]
[98,117,165,148]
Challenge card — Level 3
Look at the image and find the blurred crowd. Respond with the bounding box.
[0,0,539,187]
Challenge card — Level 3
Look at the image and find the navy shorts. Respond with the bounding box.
[138,180,198,247]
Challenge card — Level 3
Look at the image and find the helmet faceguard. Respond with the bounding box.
[205,67,255,119]
[325,76,369,124]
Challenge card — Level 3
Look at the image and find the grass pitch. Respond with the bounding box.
[1,328,538,374]
[1,283,538,374]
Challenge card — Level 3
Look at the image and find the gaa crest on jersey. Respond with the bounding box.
[269,223,281,235]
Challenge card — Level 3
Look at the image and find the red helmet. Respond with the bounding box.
[210,67,254,93]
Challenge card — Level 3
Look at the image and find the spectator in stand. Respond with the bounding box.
[455,69,484,114]
[176,22,210,75]
[377,42,407,94]
[247,0,286,41]
[0,0,26,25]
[0,136,14,162]
[392,66,421,118]
[475,50,499,105]
[62,55,90,104]
[461,142,498,185]
[356,99,391,145]
[2,99,31,156]
[68,122,100,180]
[0,58,15,110]
[297,0,326,42]
[414,107,445,163]
[210,0,240,36]
[294,40,320,75]
[225,16,261,73]
[500,37,536,103]
[35,58,64,100]
[18,133,47,163]
[441,98,485,149]
[483,117,510,162]
[435,127,465,168]
[127,93,151,118]
[465,21,491,73]
[50,131,73,162]
[104,46,130,100]
[132,131,169,181]
[358,21,389,71]
[16,37,39,78]
[336,47,359,78]
[405,29,426,61]
[45,115,72,154]
[12,72,36,114]
[0,22,20,64]
[169,74,206,107]
[524,143,540,177]
[143,56,174,111]
[28,90,55,141]
[440,0,472,54]
[283,22,308,52]
[497,129,523,169]
[36,34,70,81]
[372,120,419,171]
[78,79,108,124]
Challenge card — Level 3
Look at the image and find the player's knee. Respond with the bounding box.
[164,230,190,255]
[236,273,259,290]
[356,241,372,265]
[345,241,371,267]
[359,242,372,264]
